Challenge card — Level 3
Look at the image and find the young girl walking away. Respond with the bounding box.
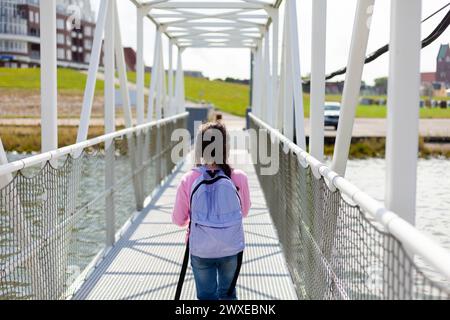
[172,122,251,300]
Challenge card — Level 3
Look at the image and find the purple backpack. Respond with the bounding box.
[189,166,245,259]
[175,166,245,300]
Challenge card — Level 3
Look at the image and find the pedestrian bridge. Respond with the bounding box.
[1,0,450,300]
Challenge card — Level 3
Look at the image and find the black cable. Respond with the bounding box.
[422,2,450,23]
[303,3,450,85]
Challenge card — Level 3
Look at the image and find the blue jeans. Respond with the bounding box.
[191,254,239,300]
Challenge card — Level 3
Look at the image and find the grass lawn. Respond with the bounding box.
[0,67,104,92]
[302,94,450,119]
[1,68,449,118]
[126,71,250,117]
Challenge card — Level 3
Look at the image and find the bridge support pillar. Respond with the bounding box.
[175,47,186,114]
[77,0,108,144]
[309,0,327,162]
[252,41,263,120]
[136,8,145,125]
[168,40,175,116]
[105,0,116,247]
[385,0,422,226]
[40,0,58,153]
[331,0,375,176]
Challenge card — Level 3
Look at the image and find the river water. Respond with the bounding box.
[6,152,450,251]
[344,158,450,252]
[4,153,450,286]
[8,153,450,250]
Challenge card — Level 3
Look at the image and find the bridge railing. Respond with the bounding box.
[0,113,188,300]
[249,113,450,300]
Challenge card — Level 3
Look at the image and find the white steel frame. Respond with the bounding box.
[0,0,426,228]
[0,0,442,293]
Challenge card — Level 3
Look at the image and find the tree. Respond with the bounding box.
[374,77,388,95]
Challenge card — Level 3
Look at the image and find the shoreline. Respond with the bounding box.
[1,124,449,158]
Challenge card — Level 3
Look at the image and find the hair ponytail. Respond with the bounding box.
[218,164,232,178]
[195,121,233,178]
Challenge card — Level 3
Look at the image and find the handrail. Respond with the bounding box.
[249,112,450,282]
[0,112,188,177]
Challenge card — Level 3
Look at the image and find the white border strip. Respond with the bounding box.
[249,112,450,282]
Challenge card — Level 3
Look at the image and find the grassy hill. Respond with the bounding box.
[0,67,104,92]
[126,72,250,117]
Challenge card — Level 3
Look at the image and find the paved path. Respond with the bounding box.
[3,112,450,138]
[304,118,450,138]
[211,113,450,138]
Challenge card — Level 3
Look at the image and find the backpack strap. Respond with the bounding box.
[227,251,244,297]
[190,175,231,207]
[175,238,190,300]
[190,167,241,208]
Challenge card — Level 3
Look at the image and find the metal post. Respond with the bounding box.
[287,0,306,150]
[114,1,144,211]
[135,8,147,209]
[156,33,164,120]
[77,0,108,143]
[249,50,254,112]
[271,9,280,130]
[331,0,374,176]
[0,138,9,188]
[40,0,57,152]
[180,50,186,113]
[251,47,258,117]
[310,0,327,162]
[147,29,162,122]
[105,0,116,247]
[276,22,285,133]
[168,40,174,116]
[39,0,60,299]
[175,47,185,114]
[161,38,168,119]
[263,28,271,124]
[385,0,422,226]
[281,5,293,141]
[254,41,263,119]
[114,3,133,128]
[136,8,145,125]
[383,2,421,299]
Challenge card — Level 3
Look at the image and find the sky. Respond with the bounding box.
[89,0,450,85]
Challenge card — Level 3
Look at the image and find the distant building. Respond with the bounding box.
[111,47,203,78]
[184,70,204,78]
[421,72,436,84]
[421,72,446,97]
[325,81,344,95]
[0,0,95,69]
[436,44,450,85]
[123,47,136,72]
[419,44,450,97]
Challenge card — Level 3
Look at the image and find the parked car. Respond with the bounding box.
[324,102,341,130]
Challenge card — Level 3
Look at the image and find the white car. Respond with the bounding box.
[324,102,341,130]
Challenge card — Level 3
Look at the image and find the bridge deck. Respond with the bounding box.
[73,130,298,300]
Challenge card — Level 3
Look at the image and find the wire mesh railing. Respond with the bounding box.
[249,113,450,300]
[0,113,187,300]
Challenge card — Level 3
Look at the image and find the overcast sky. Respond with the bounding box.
[90,0,450,85]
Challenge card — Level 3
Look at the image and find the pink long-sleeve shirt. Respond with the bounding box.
[172,168,251,230]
